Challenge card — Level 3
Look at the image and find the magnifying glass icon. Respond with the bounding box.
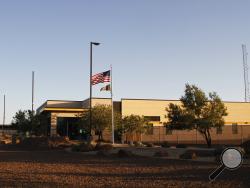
[209,148,243,181]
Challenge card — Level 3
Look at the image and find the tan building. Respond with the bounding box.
[37,98,250,145]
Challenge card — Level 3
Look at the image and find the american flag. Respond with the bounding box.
[92,70,110,85]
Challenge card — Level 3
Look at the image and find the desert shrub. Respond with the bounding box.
[72,143,94,152]
[187,149,214,157]
[20,137,49,147]
[96,150,109,157]
[154,151,168,157]
[134,141,144,147]
[117,149,133,158]
[176,144,187,148]
[179,151,193,159]
[0,141,5,145]
[214,146,226,156]
[242,140,250,156]
[144,142,154,147]
[95,143,113,151]
[161,141,170,148]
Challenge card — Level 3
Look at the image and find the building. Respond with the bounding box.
[37,98,250,145]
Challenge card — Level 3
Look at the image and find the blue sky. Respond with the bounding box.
[0,0,250,123]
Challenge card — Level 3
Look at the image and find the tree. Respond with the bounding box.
[79,104,112,141]
[166,84,228,147]
[122,115,149,142]
[12,110,48,136]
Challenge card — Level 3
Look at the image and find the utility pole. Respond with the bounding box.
[242,44,250,102]
[2,95,6,135]
[32,71,35,114]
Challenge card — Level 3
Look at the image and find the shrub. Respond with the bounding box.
[179,151,193,159]
[96,150,109,157]
[144,142,154,147]
[176,144,187,148]
[95,143,113,151]
[242,140,250,156]
[161,141,170,148]
[72,143,94,152]
[117,149,133,158]
[214,146,226,156]
[0,141,5,145]
[134,141,144,147]
[154,151,168,157]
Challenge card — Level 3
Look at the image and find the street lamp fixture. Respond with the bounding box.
[89,41,100,141]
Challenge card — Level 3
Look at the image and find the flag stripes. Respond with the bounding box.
[92,70,110,85]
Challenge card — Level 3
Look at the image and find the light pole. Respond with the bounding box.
[89,42,100,141]
[2,95,5,136]
[32,71,35,115]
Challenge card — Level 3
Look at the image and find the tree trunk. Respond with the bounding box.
[98,131,101,141]
[100,131,103,141]
[203,129,212,148]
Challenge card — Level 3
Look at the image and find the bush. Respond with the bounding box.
[144,142,154,147]
[176,144,187,148]
[214,146,226,156]
[0,141,5,145]
[242,140,250,156]
[72,143,94,152]
[117,149,133,158]
[95,143,113,151]
[154,151,168,157]
[134,141,144,147]
[179,151,194,159]
[96,150,109,157]
[161,141,170,148]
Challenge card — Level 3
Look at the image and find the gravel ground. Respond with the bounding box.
[0,150,249,188]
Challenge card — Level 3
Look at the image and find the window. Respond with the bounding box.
[166,127,172,135]
[144,116,160,122]
[232,123,238,134]
[146,123,154,135]
[216,126,222,134]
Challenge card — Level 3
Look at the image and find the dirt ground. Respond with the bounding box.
[0,150,249,188]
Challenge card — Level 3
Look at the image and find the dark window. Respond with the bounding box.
[146,123,154,135]
[216,126,222,134]
[144,116,160,121]
[166,127,172,135]
[232,123,238,134]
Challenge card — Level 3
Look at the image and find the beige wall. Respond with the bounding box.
[121,99,250,124]
[121,99,250,144]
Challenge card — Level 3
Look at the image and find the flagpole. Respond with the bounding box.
[111,65,114,144]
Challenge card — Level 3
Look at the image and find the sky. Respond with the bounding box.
[0,0,250,123]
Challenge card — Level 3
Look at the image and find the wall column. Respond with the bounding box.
[50,113,57,137]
